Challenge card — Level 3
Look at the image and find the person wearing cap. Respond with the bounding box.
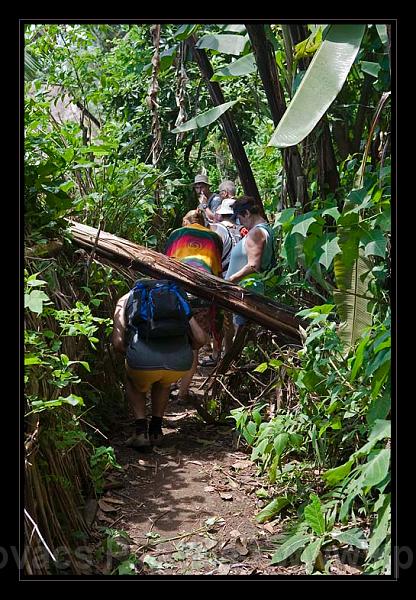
[193,174,222,223]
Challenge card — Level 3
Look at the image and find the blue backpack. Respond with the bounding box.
[126,279,192,340]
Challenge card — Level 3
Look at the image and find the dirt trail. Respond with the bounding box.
[92,366,302,576]
[86,363,362,577]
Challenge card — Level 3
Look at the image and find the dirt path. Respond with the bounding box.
[90,365,303,576]
[88,366,360,577]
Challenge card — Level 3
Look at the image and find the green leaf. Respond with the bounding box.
[173,24,198,41]
[60,394,84,407]
[159,45,178,72]
[251,438,269,461]
[368,419,391,442]
[242,421,257,445]
[362,228,387,258]
[360,449,390,488]
[59,180,75,193]
[300,538,323,574]
[24,49,42,81]
[271,534,311,564]
[80,144,112,156]
[350,335,368,382]
[269,25,366,147]
[24,355,44,366]
[322,206,341,222]
[274,208,296,227]
[333,250,374,347]
[367,501,390,559]
[291,213,317,237]
[117,559,136,575]
[304,494,326,536]
[273,432,289,464]
[211,53,256,79]
[375,25,389,48]
[331,528,368,550]
[371,361,390,398]
[367,393,391,426]
[361,60,381,78]
[318,234,341,269]
[63,148,75,163]
[255,488,269,499]
[255,496,291,523]
[196,34,248,55]
[24,290,50,315]
[323,459,354,487]
[253,362,268,373]
[171,100,238,134]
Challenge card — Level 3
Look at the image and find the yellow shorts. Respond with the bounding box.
[125,364,189,393]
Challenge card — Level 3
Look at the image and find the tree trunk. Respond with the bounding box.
[246,24,309,208]
[68,220,303,343]
[187,35,264,216]
[317,116,341,198]
[351,74,373,155]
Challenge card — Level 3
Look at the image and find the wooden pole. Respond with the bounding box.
[68,220,304,343]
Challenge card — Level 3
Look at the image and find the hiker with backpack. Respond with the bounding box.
[164,208,223,397]
[112,279,207,449]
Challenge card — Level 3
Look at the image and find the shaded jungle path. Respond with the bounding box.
[88,365,362,577]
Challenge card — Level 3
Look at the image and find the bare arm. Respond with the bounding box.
[189,316,209,349]
[112,293,129,354]
[227,228,266,283]
[205,206,216,222]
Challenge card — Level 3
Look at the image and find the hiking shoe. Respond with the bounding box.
[198,355,218,367]
[149,429,164,445]
[126,431,151,448]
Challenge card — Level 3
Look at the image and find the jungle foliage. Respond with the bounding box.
[24,22,391,575]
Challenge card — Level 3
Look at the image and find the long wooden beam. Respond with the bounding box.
[68,220,304,343]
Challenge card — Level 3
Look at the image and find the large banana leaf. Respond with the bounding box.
[333,250,374,347]
[24,49,42,81]
[268,24,366,148]
[196,34,248,56]
[211,53,257,80]
[171,100,237,134]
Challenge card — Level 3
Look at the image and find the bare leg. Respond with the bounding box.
[178,350,198,399]
[150,381,171,417]
[125,374,147,419]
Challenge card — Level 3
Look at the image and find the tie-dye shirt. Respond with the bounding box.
[164,223,223,277]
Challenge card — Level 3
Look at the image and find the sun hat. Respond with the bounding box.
[193,174,209,185]
[216,198,236,214]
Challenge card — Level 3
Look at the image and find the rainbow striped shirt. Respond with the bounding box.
[164,223,223,277]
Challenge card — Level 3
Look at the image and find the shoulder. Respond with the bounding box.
[253,223,273,239]
[117,292,130,306]
[249,226,267,242]
[208,193,221,206]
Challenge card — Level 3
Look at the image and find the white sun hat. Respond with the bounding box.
[216,198,236,214]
